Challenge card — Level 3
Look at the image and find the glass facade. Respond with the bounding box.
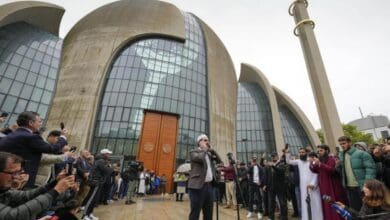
[279,105,310,155]
[92,13,208,161]
[0,22,62,126]
[236,82,275,163]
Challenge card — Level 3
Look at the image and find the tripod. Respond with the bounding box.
[227,154,247,220]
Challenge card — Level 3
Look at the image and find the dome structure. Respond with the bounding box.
[45,0,237,182]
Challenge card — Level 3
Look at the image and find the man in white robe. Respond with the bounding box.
[286,147,323,220]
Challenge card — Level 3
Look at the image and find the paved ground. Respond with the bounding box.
[90,194,299,220]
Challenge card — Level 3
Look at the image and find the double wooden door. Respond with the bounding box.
[137,111,179,193]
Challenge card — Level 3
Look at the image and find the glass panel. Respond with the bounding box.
[92,13,209,161]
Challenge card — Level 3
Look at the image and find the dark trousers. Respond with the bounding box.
[346,186,362,211]
[84,184,103,216]
[262,190,268,215]
[248,183,263,213]
[268,189,287,220]
[238,180,248,207]
[289,184,299,215]
[217,182,225,203]
[188,183,214,220]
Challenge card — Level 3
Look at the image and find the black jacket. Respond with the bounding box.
[0,128,67,187]
[247,164,264,186]
[88,154,113,186]
[263,160,288,191]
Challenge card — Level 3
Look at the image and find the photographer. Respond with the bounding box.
[236,161,248,208]
[0,111,68,188]
[122,161,139,204]
[263,152,288,220]
[0,151,75,220]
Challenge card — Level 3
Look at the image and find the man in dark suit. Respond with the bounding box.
[0,111,67,188]
[188,134,222,220]
[247,156,264,219]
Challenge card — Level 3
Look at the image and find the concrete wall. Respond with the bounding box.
[197,18,237,162]
[0,1,64,35]
[46,0,186,149]
[46,0,237,159]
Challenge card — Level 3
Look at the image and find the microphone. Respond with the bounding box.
[322,195,335,204]
[322,195,352,220]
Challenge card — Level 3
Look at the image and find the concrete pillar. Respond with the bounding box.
[290,0,343,151]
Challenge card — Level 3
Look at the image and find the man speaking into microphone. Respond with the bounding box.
[188,134,222,220]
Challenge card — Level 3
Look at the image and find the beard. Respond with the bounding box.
[300,155,307,161]
[319,153,329,163]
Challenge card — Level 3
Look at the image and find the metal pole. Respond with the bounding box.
[242,138,249,164]
[289,0,343,152]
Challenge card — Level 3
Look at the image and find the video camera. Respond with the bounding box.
[128,160,143,171]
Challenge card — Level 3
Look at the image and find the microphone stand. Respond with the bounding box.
[208,148,222,220]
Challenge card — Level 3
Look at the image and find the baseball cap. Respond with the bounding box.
[100,149,112,154]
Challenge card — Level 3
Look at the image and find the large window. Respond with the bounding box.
[92,13,208,160]
[236,83,275,163]
[279,105,310,155]
[0,22,61,126]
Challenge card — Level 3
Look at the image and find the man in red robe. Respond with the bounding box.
[310,145,348,220]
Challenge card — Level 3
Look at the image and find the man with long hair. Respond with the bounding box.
[310,144,347,220]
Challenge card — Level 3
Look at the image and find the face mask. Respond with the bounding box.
[300,154,307,161]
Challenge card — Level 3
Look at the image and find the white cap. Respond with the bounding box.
[196,134,208,144]
[100,149,112,154]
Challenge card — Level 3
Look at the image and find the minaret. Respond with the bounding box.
[289,0,343,151]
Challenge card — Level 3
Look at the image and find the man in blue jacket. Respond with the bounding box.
[0,111,68,188]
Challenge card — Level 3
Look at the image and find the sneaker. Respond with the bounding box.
[257,213,263,219]
[246,212,254,218]
[89,214,99,220]
[82,216,92,220]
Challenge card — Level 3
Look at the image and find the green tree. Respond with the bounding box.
[316,124,375,145]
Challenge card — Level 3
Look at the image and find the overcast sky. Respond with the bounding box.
[2,0,389,129]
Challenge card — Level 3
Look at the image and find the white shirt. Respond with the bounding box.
[204,153,213,182]
[253,165,260,184]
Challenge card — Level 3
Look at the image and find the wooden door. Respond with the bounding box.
[137,111,179,193]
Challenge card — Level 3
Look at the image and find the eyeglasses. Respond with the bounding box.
[0,170,25,178]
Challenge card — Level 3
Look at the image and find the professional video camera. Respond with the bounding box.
[128,160,143,171]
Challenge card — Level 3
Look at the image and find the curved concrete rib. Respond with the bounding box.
[0,1,64,36]
[197,17,237,163]
[46,0,186,148]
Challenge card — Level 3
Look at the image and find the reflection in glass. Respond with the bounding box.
[236,83,276,163]
[93,13,208,160]
[0,22,62,126]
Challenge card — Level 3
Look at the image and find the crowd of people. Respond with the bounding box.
[0,111,168,220]
[2,111,390,220]
[198,137,390,220]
